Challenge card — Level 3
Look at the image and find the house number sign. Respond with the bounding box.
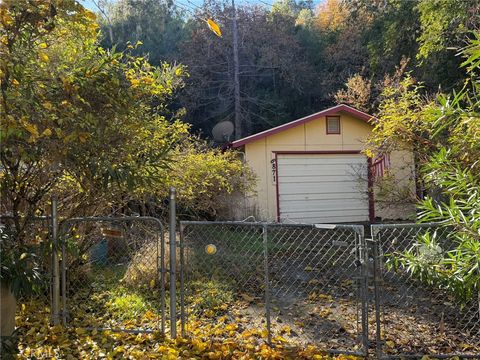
[271,156,277,185]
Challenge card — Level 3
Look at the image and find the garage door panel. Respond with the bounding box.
[280,193,367,201]
[278,162,366,171]
[277,154,369,223]
[279,175,367,183]
[282,210,369,223]
[279,181,367,194]
[278,157,366,165]
[280,199,367,212]
[283,209,368,217]
[279,167,367,177]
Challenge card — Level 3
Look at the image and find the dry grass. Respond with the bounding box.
[122,232,181,289]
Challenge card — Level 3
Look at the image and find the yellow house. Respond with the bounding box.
[231,104,416,223]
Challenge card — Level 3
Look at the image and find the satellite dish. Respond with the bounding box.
[212,121,234,142]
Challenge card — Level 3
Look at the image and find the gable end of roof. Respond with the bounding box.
[231,104,374,148]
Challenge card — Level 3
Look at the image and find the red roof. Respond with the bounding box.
[231,104,374,148]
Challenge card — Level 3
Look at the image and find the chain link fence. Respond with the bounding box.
[371,223,480,358]
[7,214,479,358]
[268,223,368,355]
[59,217,166,334]
[179,221,368,356]
[179,222,267,338]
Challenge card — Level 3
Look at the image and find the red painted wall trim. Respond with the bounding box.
[326,116,341,135]
[367,157,375,223]
[274,152,280,222]
[232,104,375,148]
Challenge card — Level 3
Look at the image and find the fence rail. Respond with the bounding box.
[58,216,167,334]
[8,214,479,358]
[179,221,368,356]
[179,221,479,358]
[371,223,479,359]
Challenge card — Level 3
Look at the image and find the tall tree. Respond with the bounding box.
[0,0,188,243]
[98,0,187,64]
[178,3,315,137]
[95,0,479,137]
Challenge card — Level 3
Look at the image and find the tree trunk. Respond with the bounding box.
[0,283,16,337]
[232,0,242,140]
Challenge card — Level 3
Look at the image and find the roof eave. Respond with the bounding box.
[231,104,375,148]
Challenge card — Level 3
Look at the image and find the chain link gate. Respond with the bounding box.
[179,221,369,356]
[58,217,167,334]
[9,205,479,358]
[371,223,480,358]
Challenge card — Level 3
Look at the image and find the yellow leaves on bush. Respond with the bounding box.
[78,132,89,143]
[130,78,140,87]
[0,8,14,26]
[24,123,38,136]
[129,75,156,88]
[39,52,50,63]
[164,138,256,216]
[84,10,97,21]
[43,101,53,110]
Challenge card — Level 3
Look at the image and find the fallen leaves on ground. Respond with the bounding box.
[15,299,361,359]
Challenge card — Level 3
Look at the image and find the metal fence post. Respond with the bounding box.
[358,228,369,355]
[179,224,186,338]
[160,226,166,335]
[263,224,272,345]
[61,229,67,326]
[51,196,60,325]
[169,187,177,338]
[371,232,383,360]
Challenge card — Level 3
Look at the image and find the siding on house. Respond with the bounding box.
[240,111,416,222]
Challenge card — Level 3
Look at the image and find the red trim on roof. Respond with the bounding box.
[231,104,374,148]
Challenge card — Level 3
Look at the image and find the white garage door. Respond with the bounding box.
[277,154,369,223]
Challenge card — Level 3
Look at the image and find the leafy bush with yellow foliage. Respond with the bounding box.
[0,0,255,331]
[162,138,256,218]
